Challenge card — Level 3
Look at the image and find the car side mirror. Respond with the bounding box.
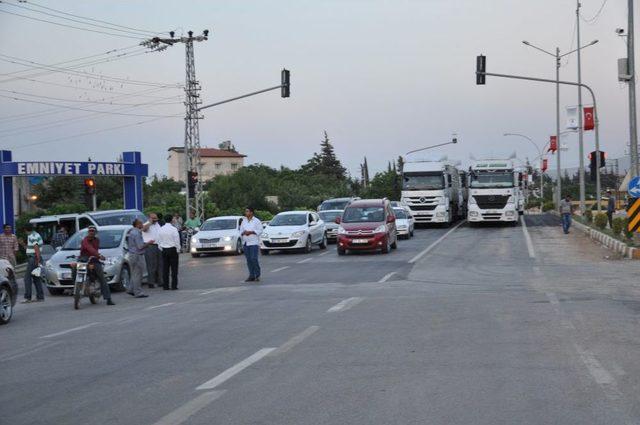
[387,215,396,223]
[309,221,317,226]
[335,217,341,224]
[55,246,62,252]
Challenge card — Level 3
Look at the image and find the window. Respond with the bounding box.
[78,217,93,230]
[231,163,238,170]
[215,162,222,170]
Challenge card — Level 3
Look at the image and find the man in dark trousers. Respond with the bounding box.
[158,214,181,290]
[79,226,115,305]
[606,190,616,229]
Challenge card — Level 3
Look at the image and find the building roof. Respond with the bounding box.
[168,147,246,158]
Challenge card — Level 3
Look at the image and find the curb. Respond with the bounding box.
[571,219,638,259]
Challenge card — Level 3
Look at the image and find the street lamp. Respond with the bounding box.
[522,39,598,214]
[405,135,458,156]
[503,133,547,211]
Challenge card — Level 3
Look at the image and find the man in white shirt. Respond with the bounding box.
[158,214,182,290]
[142,213,163,288]
[239,206,263,282]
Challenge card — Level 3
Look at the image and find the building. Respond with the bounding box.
[167,146,246,182]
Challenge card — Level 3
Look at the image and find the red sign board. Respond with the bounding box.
[584,106,595,131]
[541,158,548,172]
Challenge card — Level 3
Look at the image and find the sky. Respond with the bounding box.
[0,0,634,178]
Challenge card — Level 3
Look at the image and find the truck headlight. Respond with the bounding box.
[468,197,477,205]
[436,211,446,217]
[470,211,479,217]
[505,211,515,217]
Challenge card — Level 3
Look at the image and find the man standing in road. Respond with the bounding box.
[80,226,115,306]
[560,194,573,235]
[22,224,44,303]
[142,213,162,289]
[126,219,152,298]
[158,214,181,290]
[239,207,262,282]
[606,190,616,229]
[0,224,19,266]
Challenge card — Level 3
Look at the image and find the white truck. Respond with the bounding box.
[400,160,464,225]
[467,159,520,224]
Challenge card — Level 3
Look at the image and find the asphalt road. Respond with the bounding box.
[3,215,640,425]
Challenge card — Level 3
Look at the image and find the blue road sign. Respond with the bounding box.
[628,176,640,198]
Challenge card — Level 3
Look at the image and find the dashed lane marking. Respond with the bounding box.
[196,348,276,390]
[327,297,363,313]
[200,287,249,295]
[297,258,313,264]
[145,302,175,311]
[39,322,101,339]
[271,326,320,356]
[408,220,465,264]
[521,217,536,258]
[151,390,226,425]
[270,266,290,273]
[378,272,396,283]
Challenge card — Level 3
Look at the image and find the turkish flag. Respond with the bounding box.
[584,106,595,131]
[548,136,557,153]
[542,158,548,172]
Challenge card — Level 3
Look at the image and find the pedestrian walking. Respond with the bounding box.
[142,213,162,288]
[22,224,44,303]
[606,190,616,229]
[0,224,19,266]
[560,194,573,235]
[126,219,153,298]
[239,206,262,282]
[51,226,69,249]
[158,214,181,290]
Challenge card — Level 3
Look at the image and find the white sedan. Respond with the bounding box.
[190,216,244,257]
[260,211,327,254]
[393,207,415,239]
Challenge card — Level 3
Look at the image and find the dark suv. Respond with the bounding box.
[336,199,398,255]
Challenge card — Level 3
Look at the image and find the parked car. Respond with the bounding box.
[44,225,146,295]
[336,199,398,255]
[318,210,342,243]
[260,211,327,254]
[317,197,360,212]
[0,259,17,325]
[393,207,415,239]
[190,216,244,257]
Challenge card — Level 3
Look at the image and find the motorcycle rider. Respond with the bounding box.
[79,226,115,306]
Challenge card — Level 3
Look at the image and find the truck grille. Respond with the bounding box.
[408,204,437,211]
[473,195,509,210]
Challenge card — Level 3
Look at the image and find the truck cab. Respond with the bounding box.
[400,160,463,225]
[467,160,519,224]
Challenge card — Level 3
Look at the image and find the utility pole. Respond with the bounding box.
[628,0,639,178]
[556,47,562,211]
[142,30,209,222]
[576,0,586,214]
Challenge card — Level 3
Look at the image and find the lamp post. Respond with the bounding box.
[405,135,458,157]
[522,39,598,213]
[504,133,547,211]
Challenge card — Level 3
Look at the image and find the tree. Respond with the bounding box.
[300,131,347,180]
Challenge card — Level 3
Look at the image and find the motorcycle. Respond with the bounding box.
[71,257,103,310]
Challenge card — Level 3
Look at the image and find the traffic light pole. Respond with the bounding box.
[476,68,602,212]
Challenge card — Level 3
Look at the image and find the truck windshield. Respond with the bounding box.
[402,173,444,190]
[470,172,514,188]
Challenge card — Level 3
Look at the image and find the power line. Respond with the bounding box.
[0,88,183,106]
[0,8,146,39]
[580,0,609,24]
[2,1,162,38]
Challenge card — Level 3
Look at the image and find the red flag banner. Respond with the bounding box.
[584,106,595,131]
[548,136,557,153]
[542,158,548,172]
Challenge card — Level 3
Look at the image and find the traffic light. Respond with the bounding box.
[476,55,486,85]
[588,151,606,182]
[187,171,198,198]
[281,69,290,98]
[84,178,96,195]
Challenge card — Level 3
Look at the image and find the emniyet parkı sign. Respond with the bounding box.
[13,162,128,176]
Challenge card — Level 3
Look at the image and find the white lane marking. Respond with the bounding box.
[115,313,149,325]
[200,287,249,295]
[327,297,363,313]
[545,292,559,305]
[408,220,465,264]
[521,217,536,258]
[40,322,101,339]
[574,343,615,385]
[378,272,396,283]
[270,266,290,273]
[151,390,226,425]
[196,348,276,390]
[145,302,175,311]
[272,326,320,356]
[319,251,330,256]
[297,257,313,264]
[0,341,62,362]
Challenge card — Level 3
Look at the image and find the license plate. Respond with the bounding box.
[352,239,369,244]
[271,238,288,244]
[202,243,216,248]
[61,272,72,279]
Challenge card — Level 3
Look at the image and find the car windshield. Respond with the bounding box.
[269,214,307,226]
[319,211,341,222]
[403,173,444,190]
[62,229,124,250]
[342,206,384,223]
[393,209,408,219]
[201,219,237,231]
[470,171,514,188]
[319,200,349,211]
[90,212,146,226]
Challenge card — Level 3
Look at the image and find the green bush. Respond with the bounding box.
[593,213,608,230]
[584,209,593,223]
[542,201,555,212]
[623,218,634,240]
[612,217,625,236]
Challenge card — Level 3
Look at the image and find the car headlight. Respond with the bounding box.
[191,237,197,244]
[291,230,305,238]
[374,225,387,234]
[261,233,269,239]
[223,236,232,242]
[103,256,122,266]
[337,226,347,235]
